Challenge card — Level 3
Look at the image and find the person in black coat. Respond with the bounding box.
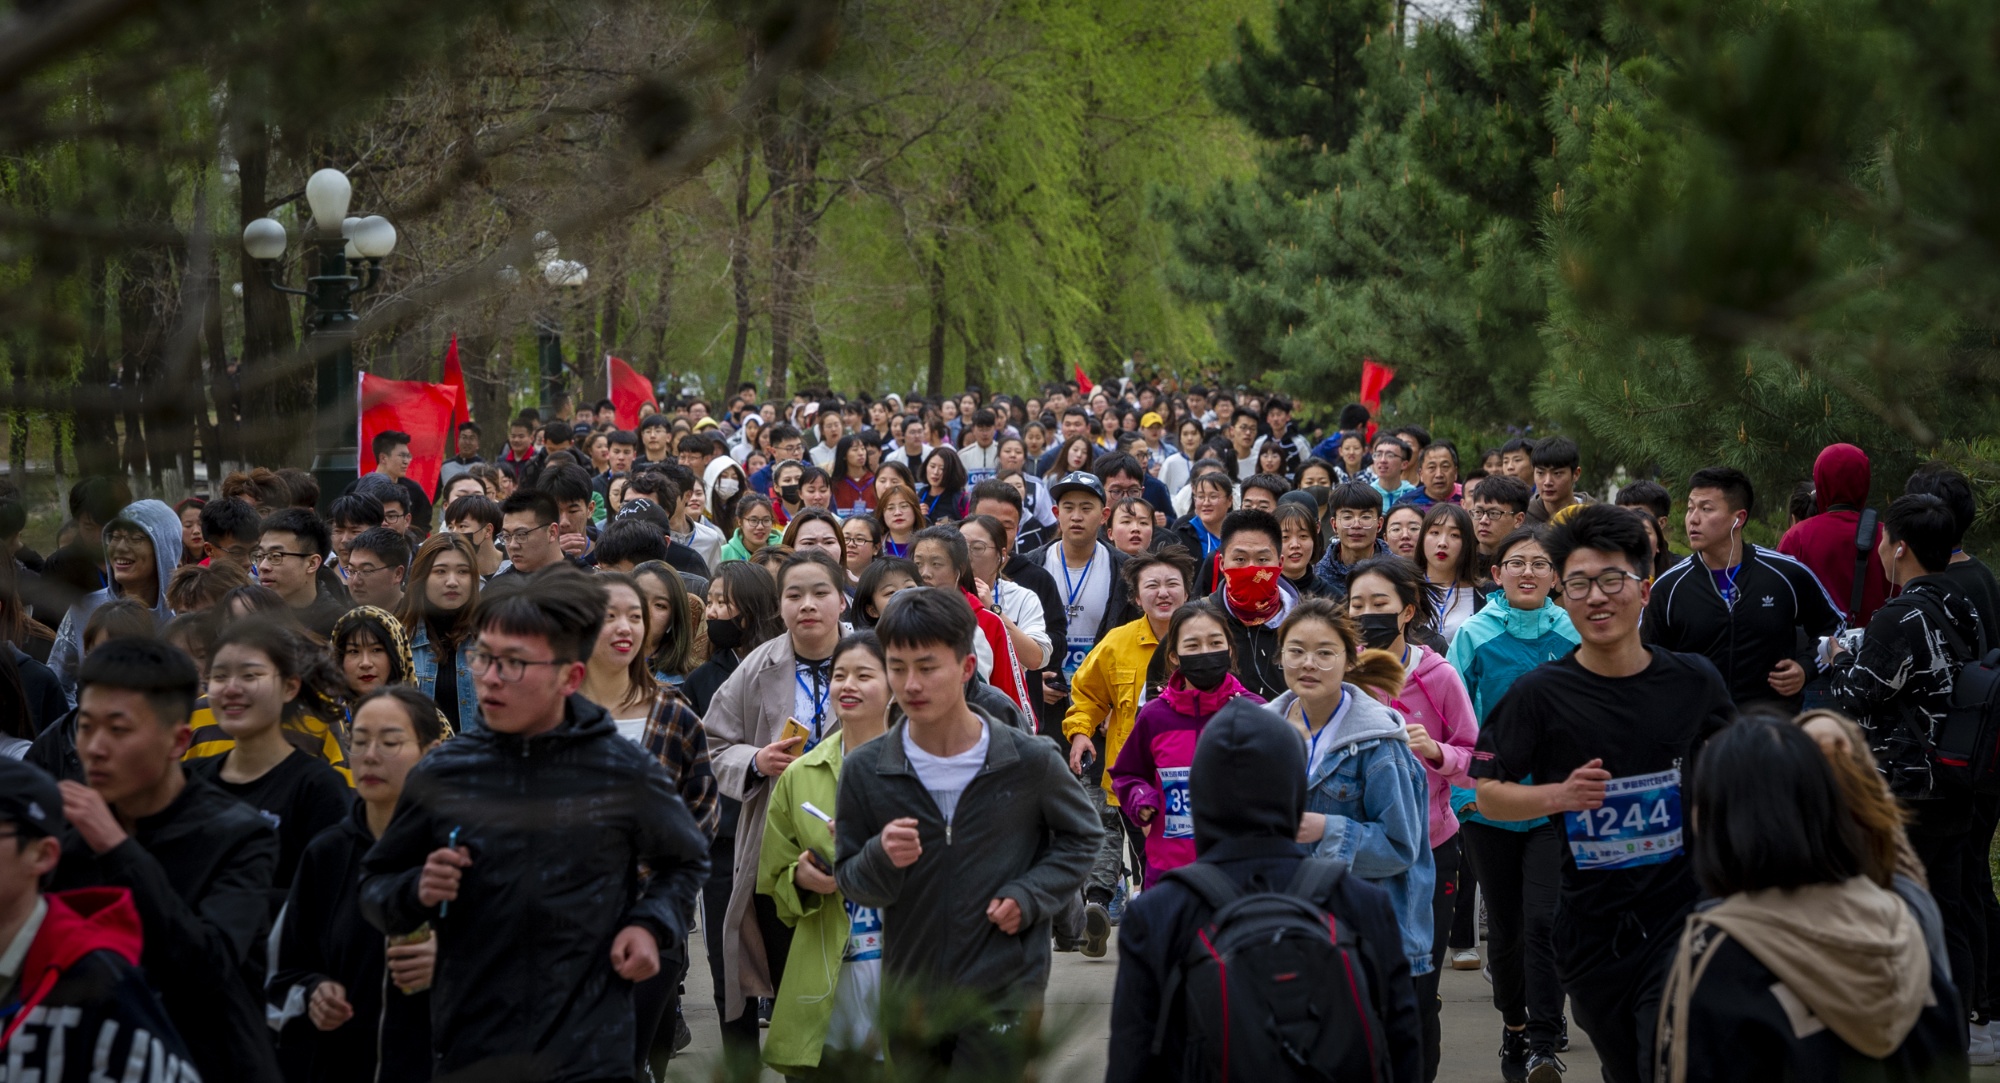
[1108,696,1422,1083]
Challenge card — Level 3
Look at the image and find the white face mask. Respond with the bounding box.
[716,477,741,498]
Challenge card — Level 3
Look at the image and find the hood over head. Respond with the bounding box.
[1191,697,1307,854]
[102,498,183,611]
[1811,443,1872,514]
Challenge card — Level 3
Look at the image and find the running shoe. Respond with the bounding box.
[1107,880,1128,925]
[1082,901,1112,958]
[1527,1050,1566,1083]
[1499,1026,1531,1083]
[1451,947,1482,970]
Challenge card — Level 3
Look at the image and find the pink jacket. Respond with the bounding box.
[1370,644,1479,847]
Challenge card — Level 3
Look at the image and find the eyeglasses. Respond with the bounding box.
[741,516,775,529]
[1559,570,1646,600]
[1469,507,1511,522]
[346,562,391,577]
[1498,558,1555,575]
[104,530,151,550]
[251,548,315,565]
[1280,646,1345,670]
[1332,512,1380,527]
[466,648,569,681]
[498,526,553,546]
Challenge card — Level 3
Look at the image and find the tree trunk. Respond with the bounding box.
[201,255,235,476]
[236,130,304,467]
[461,333,509,457]
[926,248,947,396]
[73,254,118,479]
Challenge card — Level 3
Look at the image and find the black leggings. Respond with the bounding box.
[1460,820,1564,1050]
[1413,836,1461,1081]
[1448,832,1479,951]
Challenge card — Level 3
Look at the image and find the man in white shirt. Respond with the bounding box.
[1031,473,1132,690]
[958,409,1002,483]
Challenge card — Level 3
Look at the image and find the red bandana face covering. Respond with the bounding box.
[1222,564,1283,623]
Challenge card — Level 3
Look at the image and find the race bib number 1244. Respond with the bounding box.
[1563,768,1682,871]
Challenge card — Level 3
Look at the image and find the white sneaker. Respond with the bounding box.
[1451,948,1482,971]
[1969,1021,1996,1066]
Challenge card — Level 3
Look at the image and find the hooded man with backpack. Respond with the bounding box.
[1106,697,1421,1083]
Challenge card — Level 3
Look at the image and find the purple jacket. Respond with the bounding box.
[1110,672,1263,887]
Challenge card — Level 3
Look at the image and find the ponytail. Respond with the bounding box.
[1346,648,1407,701]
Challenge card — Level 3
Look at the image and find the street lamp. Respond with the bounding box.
[241,168,397,512]
[533,234,588,426]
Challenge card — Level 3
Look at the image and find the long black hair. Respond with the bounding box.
[1690,711,1865,897]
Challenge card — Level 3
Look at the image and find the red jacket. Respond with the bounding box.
[1779,443,1892,626]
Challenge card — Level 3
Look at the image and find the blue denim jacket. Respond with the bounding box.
[410,625,482,734]
[1271,686,1436,976]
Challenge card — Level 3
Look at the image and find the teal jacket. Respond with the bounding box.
[1444,592,1580,832]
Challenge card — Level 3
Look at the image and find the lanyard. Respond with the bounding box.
[796,665,830,736]
[1302,691,1350,769]
[1060,545,1097,610]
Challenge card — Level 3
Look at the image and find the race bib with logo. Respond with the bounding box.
[1063,636,1093,680]
[1159,766,1193,839]
[843,900,883,962]
[1563,768,1682,871]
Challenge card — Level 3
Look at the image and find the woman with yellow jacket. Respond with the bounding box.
[1059,549,1193,955]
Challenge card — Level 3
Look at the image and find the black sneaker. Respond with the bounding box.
[673,1006,692,1053]
[1557,1015,1570,1052]
[1082,901,1112,958]
[1527,1050,1566,1083]
[1499,1027,1531,1082]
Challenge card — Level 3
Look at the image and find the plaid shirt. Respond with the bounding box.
[640,682,720,841]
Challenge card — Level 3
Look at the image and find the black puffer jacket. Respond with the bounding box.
[358,694,710,1083]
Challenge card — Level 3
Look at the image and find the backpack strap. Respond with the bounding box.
[1282,857,1349,908]
[1150,862,1248,1057]
[1851,508,1877,622]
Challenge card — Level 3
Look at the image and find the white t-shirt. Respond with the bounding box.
[613,716,648,745]
[1042,541,1113,677]
[902,719,990,825]
[792,659,834,749]
[1434,584,1479,643]
[991,577,1051,662]
[1299,692,1355,779]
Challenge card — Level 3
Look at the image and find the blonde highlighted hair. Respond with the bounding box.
[1794,708,1925,889]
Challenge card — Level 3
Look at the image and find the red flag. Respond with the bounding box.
[608,355,655,430]
[440,335,471,433]
[1359,358,1396,442]
[360,373,461,497]
[1074,364,1094,395]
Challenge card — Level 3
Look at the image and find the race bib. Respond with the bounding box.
[1063,637,1093,680]
[843,900,883,962]
[1563,768,1682,871]
[1159,766,1193,839]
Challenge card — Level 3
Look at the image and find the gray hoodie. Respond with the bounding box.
[50,499,182,695]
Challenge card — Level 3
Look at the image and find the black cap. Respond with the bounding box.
[0,759,65,839]
[1048,471,1105,504]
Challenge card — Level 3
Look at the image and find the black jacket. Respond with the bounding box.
[25,706,80,783]
[4,643,67,739]
[684,647,746,839]
[1643,545,1843,709]
[51,775,283,1083]
[1831,574,1987,804]
[271,799,432,1083]
[358,694,711,1083]
[1205,583,1292,700]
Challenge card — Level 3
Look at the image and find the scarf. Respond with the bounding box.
[962,588,1033,712]
[1158,669,1250,717]
[1222,564,1284,624]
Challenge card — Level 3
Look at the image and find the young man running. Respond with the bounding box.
[1643,467,1842,710]
[360,567,710,1083]
[1314,480,1391,598]
[1526,436,1592,524]
[1029,472,1132,707]
[834,587,1099,1073]
[1471,504,1734,1083]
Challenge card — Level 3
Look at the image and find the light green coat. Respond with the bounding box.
[757,732,867,1075]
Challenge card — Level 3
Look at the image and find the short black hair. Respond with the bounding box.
[1264,394,1293,416]
[624,470,681,507]
[1543,502,1653,579]
[1883,493,1956,573]
[1905,463,1976,547]
[537,464,596,506]
[1092,451,1146,486]
[444,493,503,531]
[595,517,671,567]
[968,479,1021,514]
[353,474,407,512]
[327,493,386,531]
[607,429,638,449]
[1327,481,1382,516]
[1687,466,1755,515]
[260,507,330,557]
[1469,474,1531,514]
[1390,424,1431,450]
[371,430,411,459]
[1615,479,1671,519]
[1499,436,1536,458]
[876,585,977,660]
[1337,404,1371,431]
[766,422,801,445]
[676,433,712,455]
[77,637,200,727]
[200,498,264,545]
[1529,435,1580,471]
[348,526,410,572]
[971,408,996,428]
[1243,473,1293,502]
[1690,711,1863,897]
[500,489,560,526]
[1371,434,1411,459]
[474,564,607,664]
[1219,508,1282,553]
[640,413,672,433]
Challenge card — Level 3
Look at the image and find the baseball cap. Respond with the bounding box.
[1141,411,1164,428]
[693,417,720,432]
[0,759,66,839]
[1048,471,1106,504]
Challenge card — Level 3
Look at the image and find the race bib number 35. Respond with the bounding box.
[1563,768,1682,871]
[1159,766,1193,839]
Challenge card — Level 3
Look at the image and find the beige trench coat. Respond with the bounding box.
[700,633,843,1020]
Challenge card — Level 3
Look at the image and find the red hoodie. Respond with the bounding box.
[1778,443,1892,626]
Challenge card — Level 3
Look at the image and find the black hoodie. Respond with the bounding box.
[358,693,710,1083]
[1106,698,1423,1083]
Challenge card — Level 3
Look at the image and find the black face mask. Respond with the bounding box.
[1178,650,1232,692]
[1358,612,1403,651]
[706,618,745,652]
[779,484,802,505]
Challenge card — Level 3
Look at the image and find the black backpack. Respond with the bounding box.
[1152,859,1388,1083]
[1904,592,2000,793]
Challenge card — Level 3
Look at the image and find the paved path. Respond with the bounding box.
[668,928,1606,1081]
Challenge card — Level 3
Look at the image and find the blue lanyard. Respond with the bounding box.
[1060,545,1098,609]
[796,666,829,735]
[1302,691,1350,768]
[883,538,909,558]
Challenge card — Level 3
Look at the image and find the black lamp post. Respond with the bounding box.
[241,168,397,513]
[533,233,588,427]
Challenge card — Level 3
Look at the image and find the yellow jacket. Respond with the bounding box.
[1060,616,1162,803]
